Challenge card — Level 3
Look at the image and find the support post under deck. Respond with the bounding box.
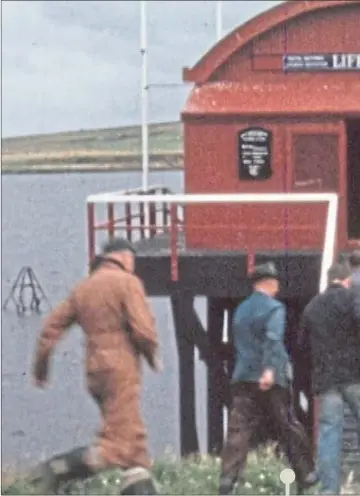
[171,286,199,456]
[291,301,314,447]
[207,298,226,454]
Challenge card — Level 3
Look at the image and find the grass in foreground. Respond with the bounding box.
[3,447,318,495]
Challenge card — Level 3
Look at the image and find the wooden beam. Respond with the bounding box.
[207,297,227,455]
[171,289,231,406]
[170,287,199,456]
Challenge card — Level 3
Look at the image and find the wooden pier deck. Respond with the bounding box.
[131,230,323,299]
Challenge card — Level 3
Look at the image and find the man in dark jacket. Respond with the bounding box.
[349,249,360,326]
[219,262,317,495]
[299,262,360,495]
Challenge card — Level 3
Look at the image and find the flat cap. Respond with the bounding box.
[249,262,279,283]
[102,237,136,255]
[327,262,351,282]
[349,249,360,268]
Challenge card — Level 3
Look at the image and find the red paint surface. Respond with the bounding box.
[183,0,360,84]
[182,0,359,252]
[182,81,360,116]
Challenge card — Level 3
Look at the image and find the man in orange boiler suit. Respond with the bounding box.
[28,238,161,495]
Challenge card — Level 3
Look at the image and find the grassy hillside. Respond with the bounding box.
[1,122,183,173]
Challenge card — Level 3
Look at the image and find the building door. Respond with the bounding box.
[285,122,347,249]
[285,122,346,442]
[346,118,360,241]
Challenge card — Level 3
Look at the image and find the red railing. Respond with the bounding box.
[87,188,278,279]
[87,198,255,281]
[87,190,342,281]
[87,185,184,265]
[167,217,257,281]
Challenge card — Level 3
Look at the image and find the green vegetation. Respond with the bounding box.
[2,122,184,172]
[3,446,358,494]
[2,448,292,495]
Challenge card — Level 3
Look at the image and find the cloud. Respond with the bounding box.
[2,1,283,137]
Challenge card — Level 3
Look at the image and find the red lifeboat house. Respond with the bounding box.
[86,0,360,466]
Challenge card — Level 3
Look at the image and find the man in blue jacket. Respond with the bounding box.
[219,262,317,495]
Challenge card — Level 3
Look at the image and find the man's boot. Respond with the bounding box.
[218,484,233,495]
[297,471,319,495]
[120,467,158,495]
[218,475,234,495]
[26,447,95,494]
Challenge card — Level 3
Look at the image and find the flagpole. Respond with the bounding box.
[140,0,150,237]
[216,0,227,440]
[140,0,149,191]
[216,0,223,41]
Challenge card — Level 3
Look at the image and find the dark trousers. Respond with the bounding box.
[220,381,315,492]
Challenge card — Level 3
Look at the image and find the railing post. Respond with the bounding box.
[87,203,95,268]
[170,204,179,281]
[247,250,255,274]
[139,203,145,239]
[162,187,168,228]
[107,203,115,240]
[139,192,145,240]
[125,202,132,242]
[149,201,157,238]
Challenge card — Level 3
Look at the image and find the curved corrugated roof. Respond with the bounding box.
[183,0,359,84]
[182,80,360,116]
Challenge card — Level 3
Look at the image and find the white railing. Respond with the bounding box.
[86,192,338,292]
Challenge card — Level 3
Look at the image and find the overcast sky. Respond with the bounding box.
[2,0,283,137]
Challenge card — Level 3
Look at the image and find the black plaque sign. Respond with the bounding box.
[283,53,360,72]
[238,127,272,180]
